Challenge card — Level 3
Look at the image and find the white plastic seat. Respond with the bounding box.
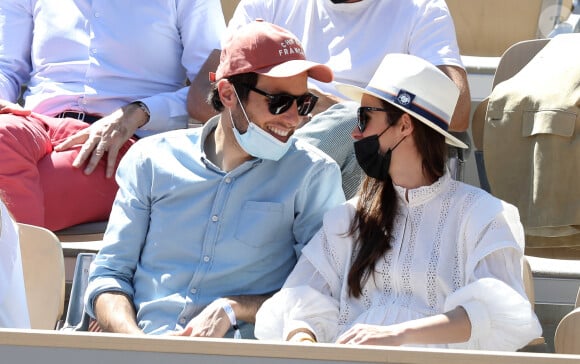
[19,223,65,329]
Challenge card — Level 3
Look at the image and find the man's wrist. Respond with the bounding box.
[131,101,150,127]
[217,298,242,339]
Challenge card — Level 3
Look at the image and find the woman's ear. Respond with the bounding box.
[399,113,414,137]
[217,80,238,108]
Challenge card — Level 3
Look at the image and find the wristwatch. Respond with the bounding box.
[133,101,150,118]
[131,101,150,126]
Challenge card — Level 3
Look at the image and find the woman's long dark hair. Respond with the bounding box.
[347,101,448,297]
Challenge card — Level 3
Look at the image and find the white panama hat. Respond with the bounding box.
[336,53,468,149]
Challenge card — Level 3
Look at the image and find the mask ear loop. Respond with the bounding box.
[378,113,407,153]
[387,113,409,153]
[230,84,253,132]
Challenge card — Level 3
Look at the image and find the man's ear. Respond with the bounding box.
[217,80,238,108]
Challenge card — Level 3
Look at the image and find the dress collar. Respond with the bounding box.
[394,172,452,207]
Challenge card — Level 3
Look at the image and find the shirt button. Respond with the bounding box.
[190,288,197,294]
[225,177,232,183]
[203,256,210,262]
[94,12,100,18]
[179,317,186,324]
[91,48,97,55]
[211,215,218,222]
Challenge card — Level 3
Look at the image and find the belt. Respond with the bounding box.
[55,111,101,124]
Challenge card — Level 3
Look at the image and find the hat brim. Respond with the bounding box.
[255,60,333,83]
[336,83,468,149]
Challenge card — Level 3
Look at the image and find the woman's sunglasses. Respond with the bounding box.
[356,106,391,132]
[240,83,318,116]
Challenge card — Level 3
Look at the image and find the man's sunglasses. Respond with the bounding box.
[357,106,392,132]
[240,83,318,116]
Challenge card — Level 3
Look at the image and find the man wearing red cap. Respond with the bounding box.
[85,20,345,338]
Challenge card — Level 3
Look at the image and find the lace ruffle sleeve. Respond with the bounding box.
[444,278,542,351]
[255,285,339,342]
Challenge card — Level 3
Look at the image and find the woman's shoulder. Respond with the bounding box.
[323,198,357,225]
[453,182,523,241]
[454,181,518,214]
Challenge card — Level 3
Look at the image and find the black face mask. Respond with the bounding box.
[354,135,391,181]
[354,130,405,181]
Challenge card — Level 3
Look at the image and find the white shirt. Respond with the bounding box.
[255,174,542,351]
[229,0,463,97]
[0,201,30,329]
[0,0,225,137]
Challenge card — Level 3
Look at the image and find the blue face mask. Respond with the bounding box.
[230,88,293,161]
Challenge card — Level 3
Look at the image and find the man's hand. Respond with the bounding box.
[54,103,149,177]
[169,299,231,338]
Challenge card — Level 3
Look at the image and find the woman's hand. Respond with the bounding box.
[336,323,406,346]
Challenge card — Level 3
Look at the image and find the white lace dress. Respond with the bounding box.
[255,173,542,350]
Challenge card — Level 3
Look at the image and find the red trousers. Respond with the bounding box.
[0,108,135,231]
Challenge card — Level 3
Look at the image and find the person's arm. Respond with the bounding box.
[140,0,225,133]
[53,1,226,177]
[255,205,354,343]
[84,143,151,328]
[227,295,271,323]
[442,200,542,351]
[186,49,222,123]
[438,65,471,132]
[0,0,33,103]
[409,1,471,132]
[93,291,143,335]
[171,294,272,337]
[306,88,345,117]
[336,307,471,346]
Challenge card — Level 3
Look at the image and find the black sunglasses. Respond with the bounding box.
[240,83,318,116]
[357,106,392,132]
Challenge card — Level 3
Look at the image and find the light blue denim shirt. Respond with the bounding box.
[85,116,345,334]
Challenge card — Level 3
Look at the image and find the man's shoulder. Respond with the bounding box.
[291,138,340,166]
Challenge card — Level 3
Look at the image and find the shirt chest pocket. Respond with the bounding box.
[234,201,285,248]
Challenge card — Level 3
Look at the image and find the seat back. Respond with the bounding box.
[61,253,96,331]
[522,256,536,310]
[517,256,549,352]
[472,34,580,259]
[446,0,572,56]
[471,38,549,193]
[18,223,65,329]
[554,286,580,354]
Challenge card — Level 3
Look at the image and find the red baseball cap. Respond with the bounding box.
[211,20,333,83]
